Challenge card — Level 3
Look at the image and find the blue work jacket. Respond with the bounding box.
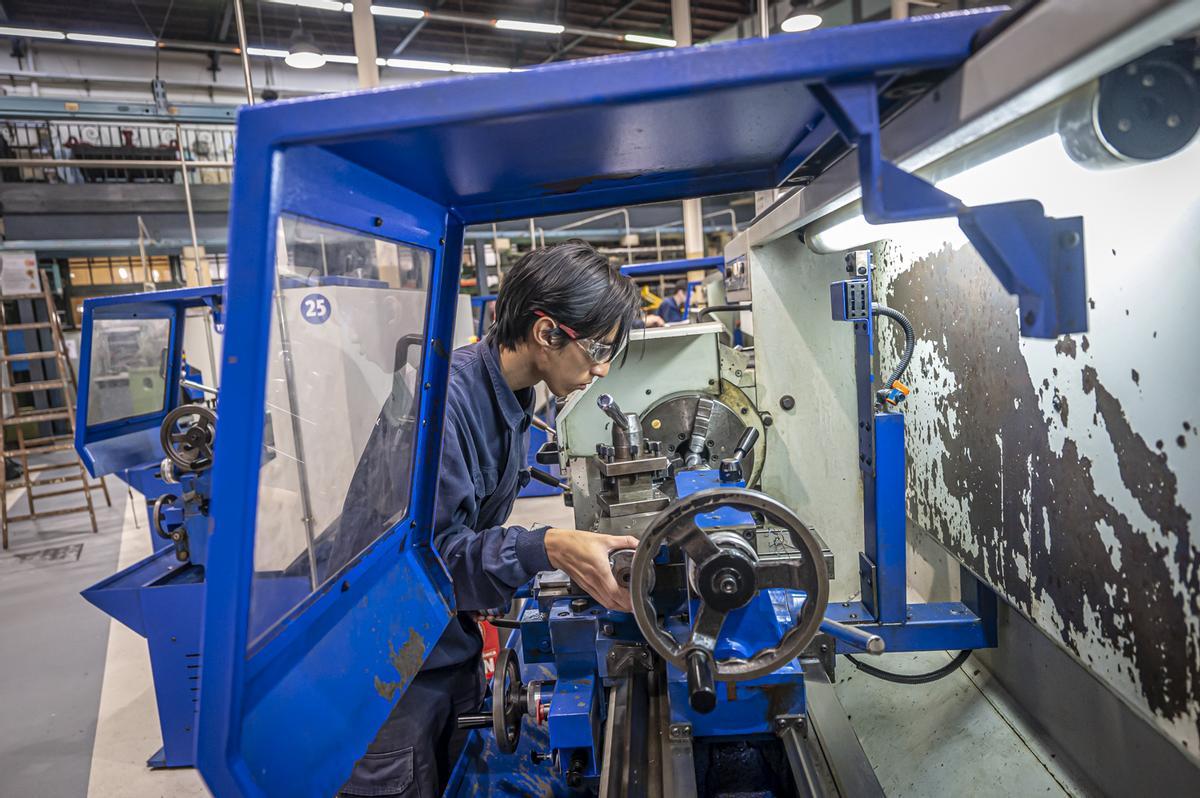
[331,337,551,670]
[657,295,685,323]
[424,337,551,668]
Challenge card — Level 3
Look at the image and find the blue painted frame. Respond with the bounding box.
[619,255,725,277]
[74,286,222,477]
[197,11,1007,796]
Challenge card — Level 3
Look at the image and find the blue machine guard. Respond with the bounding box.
[196,10,1015,796]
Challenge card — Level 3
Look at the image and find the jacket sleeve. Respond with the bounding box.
[432,411,553,611]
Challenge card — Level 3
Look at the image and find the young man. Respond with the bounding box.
[652,278,689,324]
[339,240,644,797]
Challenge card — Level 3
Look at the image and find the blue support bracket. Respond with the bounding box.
[861,412,907,623]
[811,80,1088,338]
[825,600,995,653]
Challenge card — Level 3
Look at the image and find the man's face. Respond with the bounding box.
[674,288,687,305]
[538,321,619,397]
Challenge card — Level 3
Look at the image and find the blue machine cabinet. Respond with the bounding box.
[76,286,223,768]
[194,9,1068,796]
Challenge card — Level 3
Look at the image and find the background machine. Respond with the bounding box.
[189,3,1199,796]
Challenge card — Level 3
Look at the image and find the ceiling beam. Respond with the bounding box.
[542,0,645,63]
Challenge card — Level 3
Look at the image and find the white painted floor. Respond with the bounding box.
[86,493,208,798]
[2,486,1080,796]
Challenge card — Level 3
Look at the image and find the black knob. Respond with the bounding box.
[686,649,717,714]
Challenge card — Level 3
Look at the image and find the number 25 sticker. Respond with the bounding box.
[300,293,331,325]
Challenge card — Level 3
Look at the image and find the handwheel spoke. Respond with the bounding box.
[676,521,719,563]
[686,602,728,652]
[755,559,806,589]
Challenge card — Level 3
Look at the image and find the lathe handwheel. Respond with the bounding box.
[492,647,524,754]
[152,493,178,540]
[630,487,830,682]
[161,404,217,471]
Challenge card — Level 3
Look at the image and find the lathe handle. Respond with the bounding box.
[686,649,718,714]
[528,465,568,489]
[719,427,760,483]
[733,426,759,458]
[819,618,885,655]
[597,393,631,430]
[456,713,491,729]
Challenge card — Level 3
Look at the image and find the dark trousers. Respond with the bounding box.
[340,658,485,797]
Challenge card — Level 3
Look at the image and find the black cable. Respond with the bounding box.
[844,649,972,685]
[695,303,751,322]
[871,303,914,388]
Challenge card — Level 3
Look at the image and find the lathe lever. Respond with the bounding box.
[819,618,885,655]
[719,426,760,482]
[686,649,718,714]
[597,393,631,430]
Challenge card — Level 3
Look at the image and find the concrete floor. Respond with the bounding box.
[0,485,1083,797]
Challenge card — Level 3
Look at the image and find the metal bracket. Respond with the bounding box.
[811,80,1088,338]
[773,714,808,737]
[668,722,693,741]
[606,643,654,677]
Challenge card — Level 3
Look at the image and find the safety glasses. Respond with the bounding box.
[533,310,616,364]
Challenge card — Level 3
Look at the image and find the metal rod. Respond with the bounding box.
[0,158,232,168]
[552,208,633,264]
[175,124,222,395]
[136,216,155,291]
[819,618,885,654]
[181,379,219,396]
[233,0,256,105]
[272,275,321,590]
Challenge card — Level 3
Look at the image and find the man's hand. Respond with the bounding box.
[643,313,666,328]
[544,529,640,612]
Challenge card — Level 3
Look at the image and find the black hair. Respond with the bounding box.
[489,239,642,357]
[671,278,688,296]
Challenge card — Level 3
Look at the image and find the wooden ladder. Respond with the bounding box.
[1,277,110,549]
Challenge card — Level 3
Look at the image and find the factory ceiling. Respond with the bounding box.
[0,0,753,69]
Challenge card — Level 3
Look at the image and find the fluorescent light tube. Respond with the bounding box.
[494,20,565,34]
[623,33,676,47]
[386,57,453,72]
[269,0,346,11]
[66,32,156,47]
[0,26,66,40]
[450,63,513,73]
[371,5,427,19]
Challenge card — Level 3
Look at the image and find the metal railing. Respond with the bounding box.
[0,118,234,184]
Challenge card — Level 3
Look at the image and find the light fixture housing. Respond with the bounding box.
[623,33,677,47]
[494,19,565,34]
[780,13,822,33]
[285,29,326,69]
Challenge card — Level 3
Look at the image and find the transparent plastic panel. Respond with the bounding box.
[247,215,432,649]
[86,317,171,426]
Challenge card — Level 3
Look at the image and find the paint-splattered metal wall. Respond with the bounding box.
[871,133,1199,754]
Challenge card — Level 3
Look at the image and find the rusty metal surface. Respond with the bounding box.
[871,133,1199,753]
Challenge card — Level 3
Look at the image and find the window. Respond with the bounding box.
[247,215,433,648]
[85,317,171,427]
